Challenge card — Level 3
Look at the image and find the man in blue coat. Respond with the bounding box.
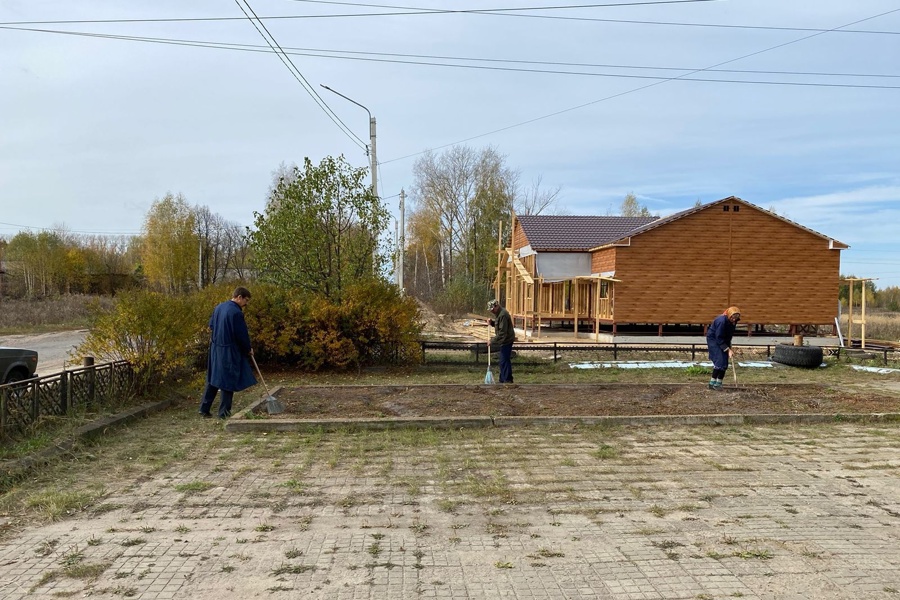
[706,306,741,390]
[199,287,257,418]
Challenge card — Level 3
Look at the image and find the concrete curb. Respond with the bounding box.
[225,387,900,432]
[226,388,494,432]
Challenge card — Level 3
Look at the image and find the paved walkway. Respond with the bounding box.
[2,421,900,599]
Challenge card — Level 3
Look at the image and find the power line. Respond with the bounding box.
[231,0,367,150]
[2,1,898,36]
[4,25,899,87]
[0,1,727,27]
[382,6,900,164]
[0,221,142,236]
[290,0,900,35]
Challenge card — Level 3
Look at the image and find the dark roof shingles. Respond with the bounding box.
[517,215,658,251]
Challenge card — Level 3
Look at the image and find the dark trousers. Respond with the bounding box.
[199,384,234,418]
[498,343,514,383]
[707,341,728,379]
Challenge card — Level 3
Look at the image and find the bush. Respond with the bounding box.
[76,280,423,387]
[75,289,210,391]
[247,280,422,370]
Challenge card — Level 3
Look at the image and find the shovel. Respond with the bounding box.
[484,322,496,385]
[251,354,284,414]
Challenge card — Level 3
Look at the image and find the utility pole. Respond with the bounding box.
[369,115,377,199]
[399,188,405,295]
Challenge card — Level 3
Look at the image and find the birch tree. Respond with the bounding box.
[141,193,198,294]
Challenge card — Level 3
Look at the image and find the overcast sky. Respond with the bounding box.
[2,0,899,288]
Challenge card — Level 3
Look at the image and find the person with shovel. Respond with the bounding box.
[198,287,257,419]
[706,306,741,390]
[487,299,516,383]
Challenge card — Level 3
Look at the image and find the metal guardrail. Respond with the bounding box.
[420,341,898,366]
[0,360,134,439]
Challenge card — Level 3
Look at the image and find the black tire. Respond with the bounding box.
[3,369,28,385]
[772,344,823,368]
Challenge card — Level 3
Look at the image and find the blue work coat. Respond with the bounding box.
[206,300,256,392]
[706,314,737,353]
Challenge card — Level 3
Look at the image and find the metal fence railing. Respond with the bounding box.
[0,360,134,439]
[420,341,898,367]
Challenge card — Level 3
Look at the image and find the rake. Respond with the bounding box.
[251,354,284,414]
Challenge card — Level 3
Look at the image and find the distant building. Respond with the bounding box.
[501,196,846,338]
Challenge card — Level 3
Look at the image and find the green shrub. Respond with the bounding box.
[76,280,422,386]
[246,280,421,370]
[75,289,210,390]
[341,281,421,366]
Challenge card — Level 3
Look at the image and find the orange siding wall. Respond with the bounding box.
[591,248,617,273]
[609,203,840,325]
[512,220,528,251]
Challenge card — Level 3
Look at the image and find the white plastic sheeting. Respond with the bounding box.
[535,252,591,282]
[570,360,776,370]
[851,365,900,374]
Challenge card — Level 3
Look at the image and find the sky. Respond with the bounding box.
[1,0,899,288]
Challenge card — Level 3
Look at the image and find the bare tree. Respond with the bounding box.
[514,174,562,216]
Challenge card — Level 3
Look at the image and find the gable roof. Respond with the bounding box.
[517,215,658,252]
[600,196,848,248]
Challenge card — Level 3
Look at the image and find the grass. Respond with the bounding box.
[24,488,103,521]
[174,481,215,495]
[0,295,113,334]
[839,311,900,342]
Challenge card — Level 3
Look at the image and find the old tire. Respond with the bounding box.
[772,344,823,368]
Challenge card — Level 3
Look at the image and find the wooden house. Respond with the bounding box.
[500,196,848,338]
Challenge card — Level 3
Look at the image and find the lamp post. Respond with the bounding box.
[320,85,377,199]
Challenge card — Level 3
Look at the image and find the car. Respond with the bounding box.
[0,347,39,385]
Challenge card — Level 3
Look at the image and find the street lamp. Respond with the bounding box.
[320,84,377,199]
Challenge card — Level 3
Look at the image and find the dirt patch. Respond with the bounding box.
[259,384,900,419]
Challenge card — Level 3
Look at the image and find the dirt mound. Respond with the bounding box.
[415,299,483,340]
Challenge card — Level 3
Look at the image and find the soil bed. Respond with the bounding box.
[258,384,900,419]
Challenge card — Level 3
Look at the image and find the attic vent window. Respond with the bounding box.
[733,205,740,212]
[723,206,730,212]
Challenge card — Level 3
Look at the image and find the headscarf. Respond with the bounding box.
[725,306,741,319]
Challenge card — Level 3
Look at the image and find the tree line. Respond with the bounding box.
[0,194,250,298]
[0,155,393,305]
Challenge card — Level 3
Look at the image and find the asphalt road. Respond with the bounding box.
[0,329,88,375]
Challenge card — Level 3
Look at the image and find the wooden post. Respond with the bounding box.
[861,281,867,349]
[847,279,854,344]
[843,277,876,349]
[495,220,503,302]
[573,278,579,339]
